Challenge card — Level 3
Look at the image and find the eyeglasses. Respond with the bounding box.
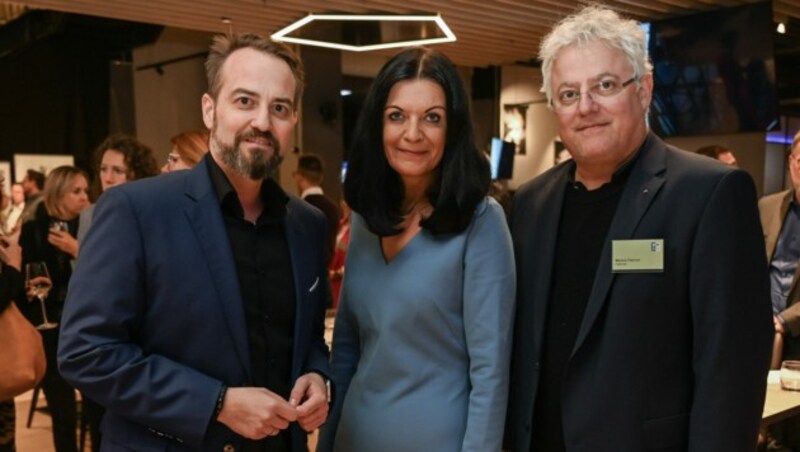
[552,76,638,112]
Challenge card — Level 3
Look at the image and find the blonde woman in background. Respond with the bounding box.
[162,129,209,173]
[18,166,89,452]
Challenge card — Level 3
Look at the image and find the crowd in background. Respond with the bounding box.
[0,129,211,451]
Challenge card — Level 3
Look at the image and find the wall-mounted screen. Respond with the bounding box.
[648,2,777,137]
[490,137,514,180]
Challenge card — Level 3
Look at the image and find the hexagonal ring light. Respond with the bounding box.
[271,14,456,52]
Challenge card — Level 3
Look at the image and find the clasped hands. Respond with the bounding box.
[217,372,329,440]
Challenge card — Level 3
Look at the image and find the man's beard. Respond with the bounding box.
[211,127,284,180]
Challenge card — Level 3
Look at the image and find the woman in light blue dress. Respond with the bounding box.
[317,47,515,452]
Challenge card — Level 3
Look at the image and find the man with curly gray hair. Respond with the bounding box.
[506,5,771,451]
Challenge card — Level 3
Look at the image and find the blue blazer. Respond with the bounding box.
[505,134,772,451]
[58,159,331,451]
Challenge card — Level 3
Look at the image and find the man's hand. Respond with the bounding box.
[774,315,785,335]
[216,387,298,440]
[290,373,329,432]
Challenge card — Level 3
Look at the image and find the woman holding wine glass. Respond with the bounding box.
[19,165,89,452]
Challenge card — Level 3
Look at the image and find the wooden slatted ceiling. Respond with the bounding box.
[7,0,798,68]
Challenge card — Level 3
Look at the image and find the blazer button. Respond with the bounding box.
[223,444,235,452]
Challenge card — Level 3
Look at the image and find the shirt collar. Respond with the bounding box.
[566,135,648,190]
[205,153,289,222]
[300,186,324,199]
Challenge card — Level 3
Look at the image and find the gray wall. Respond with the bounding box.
[133,28,210,163]
[297,46,345,202]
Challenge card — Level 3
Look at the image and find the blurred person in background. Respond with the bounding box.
[696,144,738,166]
[328,199,350,309]
[758,129,800,452]
[78,134,159,244]
[3,183,26,240]
[19,169,45,225]
[294,153,340,265]
[162,129,209,173]
[19,166,89,452]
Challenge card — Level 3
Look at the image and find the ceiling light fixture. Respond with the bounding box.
[271,14,456,52]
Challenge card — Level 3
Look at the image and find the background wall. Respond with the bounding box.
[296,46,345,201]
[499,65,559,189]
[133,28,210,161]
[0,11,161,180]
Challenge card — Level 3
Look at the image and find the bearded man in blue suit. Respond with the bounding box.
[58,34,331,451]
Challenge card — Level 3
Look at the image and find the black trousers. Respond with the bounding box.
[40,328,77,452]
[82,396,104,452]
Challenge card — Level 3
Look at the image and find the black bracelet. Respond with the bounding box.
[214,385,227,419]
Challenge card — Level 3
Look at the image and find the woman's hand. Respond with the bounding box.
[0,236,22,271]
[48,230,79,259]
[26,275,52,300]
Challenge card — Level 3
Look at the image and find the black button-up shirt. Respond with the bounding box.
[207,154,296,452]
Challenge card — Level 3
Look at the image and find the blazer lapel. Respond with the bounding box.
[284,199,315,378]
[572,135,666,356]
[529,165,570,357]
[764,191,792,262]
[183,161,252,381]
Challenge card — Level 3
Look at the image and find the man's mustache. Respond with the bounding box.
[236,130,279,151]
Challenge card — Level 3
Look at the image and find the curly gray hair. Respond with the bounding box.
[539,5,653,105]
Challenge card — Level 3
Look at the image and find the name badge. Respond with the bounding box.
[611,239,664,273]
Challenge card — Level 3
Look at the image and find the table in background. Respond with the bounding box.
[763,370,800,426]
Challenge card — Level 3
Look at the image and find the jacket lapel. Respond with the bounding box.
[284,199,315,378]
[183,161,252,382]
[530,167,570,356]
[764,191,792,262]
[572,134,666,356]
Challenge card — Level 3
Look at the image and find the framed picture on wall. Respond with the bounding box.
[502,103,528,155]
[13,154,75,183]
[554,140,572,166]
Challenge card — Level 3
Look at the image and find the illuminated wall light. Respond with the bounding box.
[271,14,457,52]
[340,89,353,96]
[777,22,786,34]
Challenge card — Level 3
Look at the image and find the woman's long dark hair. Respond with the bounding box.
[344,47,490,236]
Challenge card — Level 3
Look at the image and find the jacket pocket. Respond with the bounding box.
[643,413,688,451]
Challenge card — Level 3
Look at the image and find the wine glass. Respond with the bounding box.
[50,220,69,233]
[25,262,57,330]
